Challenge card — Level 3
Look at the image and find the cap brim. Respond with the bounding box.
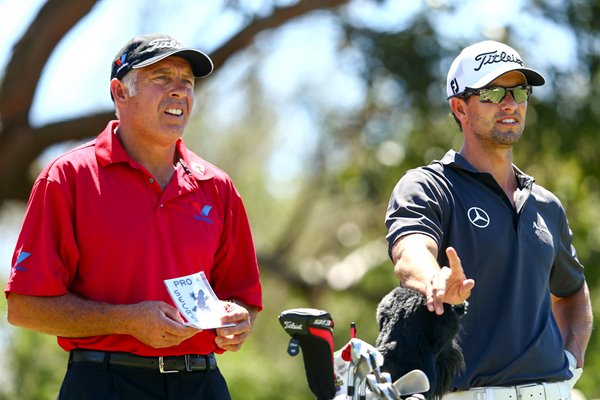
[134,48,214,78]
[470,65,545,89]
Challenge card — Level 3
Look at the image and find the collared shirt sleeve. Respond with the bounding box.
[550,206,585,297]
[5,175,78,297]
[385,167,447,258]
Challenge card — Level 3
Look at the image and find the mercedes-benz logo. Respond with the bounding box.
[467,207,490,228]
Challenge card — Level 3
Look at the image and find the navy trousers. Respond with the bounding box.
[58,360,232,399]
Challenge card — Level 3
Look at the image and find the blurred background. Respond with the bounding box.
[1,0,600,398]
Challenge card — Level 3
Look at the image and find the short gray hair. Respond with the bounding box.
[114,70,138,118]
[121,69,138,97]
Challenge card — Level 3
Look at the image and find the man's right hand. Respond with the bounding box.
[426,247,474,315]
[6,293,200,349]
[124,301,201,348]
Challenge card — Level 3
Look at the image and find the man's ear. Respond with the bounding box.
[110,78,127,101]
[449,97,468,123]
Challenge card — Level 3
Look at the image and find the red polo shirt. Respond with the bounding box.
[5,120,262,356]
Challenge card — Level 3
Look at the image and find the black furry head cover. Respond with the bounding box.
[376,286,465,399]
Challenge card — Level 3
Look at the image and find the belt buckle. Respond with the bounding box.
[159,356,179,374]
[516,384,545,400]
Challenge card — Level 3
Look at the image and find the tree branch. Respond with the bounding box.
[0,112,112,200]
[209,0,350,70]
[0,0,351,203]
[0,0,98,133]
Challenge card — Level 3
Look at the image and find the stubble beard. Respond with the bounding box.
[490,126,524,147]
[473,117,526,150]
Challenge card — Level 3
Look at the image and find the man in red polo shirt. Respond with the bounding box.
[5,33,262,399]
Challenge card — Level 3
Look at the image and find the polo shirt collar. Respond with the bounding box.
[96,120,129,166]
[175,139,215,181]
[95,120,215,181]
[439,149,534,188]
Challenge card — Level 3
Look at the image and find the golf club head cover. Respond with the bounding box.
[279,308,336,400]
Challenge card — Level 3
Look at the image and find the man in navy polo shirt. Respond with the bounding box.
[385,40,592,399]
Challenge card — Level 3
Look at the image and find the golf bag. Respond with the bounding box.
[280,308,431,400]
[279,308,336,400]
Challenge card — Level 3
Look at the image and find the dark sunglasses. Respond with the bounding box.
[461,85,533,104]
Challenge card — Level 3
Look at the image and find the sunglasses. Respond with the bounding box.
[461,85,533,104]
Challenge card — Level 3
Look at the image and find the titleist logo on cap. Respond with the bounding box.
[445,40,545,98]
[143,38,183,53]
[110,33,214,89]
[473,50,524,71]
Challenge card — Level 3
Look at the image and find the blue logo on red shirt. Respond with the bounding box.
[14,251,31,271]
[193,203,213,224]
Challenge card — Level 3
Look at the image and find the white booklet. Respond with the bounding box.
[164,271,235,329]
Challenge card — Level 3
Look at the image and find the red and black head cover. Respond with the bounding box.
[279,308,336,400]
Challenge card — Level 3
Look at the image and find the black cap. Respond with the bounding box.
[111,33,213,81]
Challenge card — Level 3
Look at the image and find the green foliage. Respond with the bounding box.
[4,0,600,398]
[0,291,68,400]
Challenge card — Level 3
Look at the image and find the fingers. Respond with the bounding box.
[215,303,253,352]
[160,302,186,324]
[427,267,450,315]
[144,324,200,348]
[460,278,475,298]
[447,247,475,300]
[215,320,251,352]
[131,301,255,350]
[215,330,251,352]
[446,247,462,271]
[426,247,474,315]
[145,320,200,348]
[153,330,187,348]
[127,301,201,348]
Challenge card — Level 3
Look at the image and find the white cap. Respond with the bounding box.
[446,40,545,98]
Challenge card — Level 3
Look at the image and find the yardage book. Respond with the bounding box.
[164,271,235,329]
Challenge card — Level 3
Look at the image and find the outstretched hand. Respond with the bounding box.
[426,247,474,315]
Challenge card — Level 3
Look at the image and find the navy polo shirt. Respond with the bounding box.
[385,150,585,389]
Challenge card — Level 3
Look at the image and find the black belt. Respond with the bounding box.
[70,350,217,373]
